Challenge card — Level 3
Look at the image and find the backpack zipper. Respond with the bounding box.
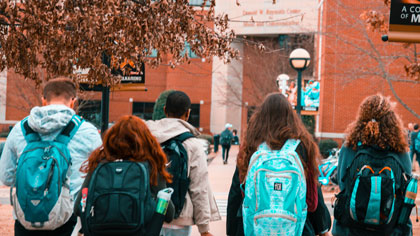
[254,213,297,225]
[90,206,94,217]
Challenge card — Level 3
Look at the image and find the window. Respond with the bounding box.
[183,42,199,58]
[78,100,101,128]
[278,35,289,50]
[247,106,256,123]
[133,102,155,120]
[189,0,211,6]
[188,104,200,127]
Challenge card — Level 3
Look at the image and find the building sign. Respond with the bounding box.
[282,79,320,112]
[76,59,146,91]
[216,0,318,35]
[388,0,420,42]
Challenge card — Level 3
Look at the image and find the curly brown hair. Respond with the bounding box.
[237,93,320,183]
[345,94,408,153]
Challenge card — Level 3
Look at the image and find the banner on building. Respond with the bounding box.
[280,79,320,112]
[388,0,420,43]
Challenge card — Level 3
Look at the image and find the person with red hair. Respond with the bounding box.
[75,115,174,234]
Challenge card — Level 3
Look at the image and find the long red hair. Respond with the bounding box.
[80,115,172,185]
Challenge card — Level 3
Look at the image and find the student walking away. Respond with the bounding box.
[232,129,239,145]
[75,115,175,236]
[220,123,234,164]
[234,93,330,236]
[332,94,415,236]
[146,91,220,236]
[0,77,102,236]
[411,124,420,168]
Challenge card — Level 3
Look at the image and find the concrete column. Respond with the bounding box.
[0,70,7,121]
[210,41,244,135]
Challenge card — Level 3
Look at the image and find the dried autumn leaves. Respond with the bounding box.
[360,3,420,81]
[0,0,238,86]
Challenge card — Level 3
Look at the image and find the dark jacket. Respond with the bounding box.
[411,131,419,153]
[226,143,331,236]
[332,145,412,236]
[220,129,234,146]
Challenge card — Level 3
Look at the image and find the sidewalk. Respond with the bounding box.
[191,145,238,236]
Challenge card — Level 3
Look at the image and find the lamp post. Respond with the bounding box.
[289,48,311,116]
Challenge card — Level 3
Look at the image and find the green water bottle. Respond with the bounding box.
[156,187,174,215]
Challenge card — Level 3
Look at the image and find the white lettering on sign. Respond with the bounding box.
[410,6,420,13]
[402,6,407,13]
[412,14,420,23]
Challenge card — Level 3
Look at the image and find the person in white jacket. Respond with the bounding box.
[0,77,102,236]
[146,91,220,236]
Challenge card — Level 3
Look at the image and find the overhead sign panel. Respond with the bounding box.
[388,0,420,43]
[216,0,318,35]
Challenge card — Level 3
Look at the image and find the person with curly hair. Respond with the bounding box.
[332,94,412,236]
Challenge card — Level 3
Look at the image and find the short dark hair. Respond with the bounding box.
[165,91,191,118]
[43,77,76,102]
[415,124,419,130]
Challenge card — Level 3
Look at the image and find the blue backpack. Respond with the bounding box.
[333,147,416,235]
[11,115,83,230]
[415,132,420,152]
[242,139,307,236]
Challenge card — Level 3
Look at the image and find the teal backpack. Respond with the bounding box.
[415,132,420,152]
[242,139,307,236]
[11,115,83,230]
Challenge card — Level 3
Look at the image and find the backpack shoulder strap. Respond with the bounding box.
[174,132,195,143]
[20,117,41,143]
[280,139,301,153]
[55,115,84,145]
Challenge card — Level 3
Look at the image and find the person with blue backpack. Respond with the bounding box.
[0,77,102,236]
[220,123,234,164]
[234,93,330,236]
[332,94,415,236]
[410,123,420,169]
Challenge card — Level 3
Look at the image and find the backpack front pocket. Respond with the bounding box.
[253,209,298,235]
[89,192,140,233]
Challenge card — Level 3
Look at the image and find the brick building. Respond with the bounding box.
[316,0,420,142]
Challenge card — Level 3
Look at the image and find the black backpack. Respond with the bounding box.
[220,129,232,146]
[81,161,156,236]
[161,132,194,218]
[333,146,413,236]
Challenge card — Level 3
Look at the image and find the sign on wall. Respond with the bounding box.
[388,0,420,42]
[216,0,318,35]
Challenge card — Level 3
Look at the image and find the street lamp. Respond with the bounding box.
[289,48,310,115]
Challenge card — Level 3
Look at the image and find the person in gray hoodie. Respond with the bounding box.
[0,77,102,236]
[146,91,220,236]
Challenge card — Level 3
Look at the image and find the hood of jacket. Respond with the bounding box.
[28,104,75,135]
[146,118,200,143]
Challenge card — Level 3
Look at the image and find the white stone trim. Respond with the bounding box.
[315,132,346,139]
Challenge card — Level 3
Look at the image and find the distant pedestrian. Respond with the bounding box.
[233,93,330,236]
[0,77,102,236]
[146,91,220,236]
[411,123,420,168]
[75,115,175,236]
[220,123,234,164]
[332,94,413,236]
[232,129,239,145]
